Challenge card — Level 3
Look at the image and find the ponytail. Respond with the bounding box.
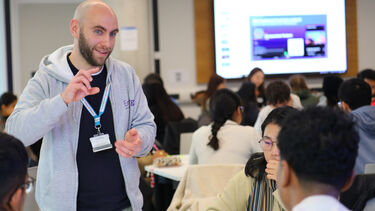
[207,89,242,151]
[208,120,226,150]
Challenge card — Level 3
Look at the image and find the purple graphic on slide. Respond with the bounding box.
[250,15,327,61]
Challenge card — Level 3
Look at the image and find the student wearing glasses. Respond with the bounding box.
[0,132,34,211]
[208,106,297,211]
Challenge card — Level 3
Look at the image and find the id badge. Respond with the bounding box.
[89,134,113,152]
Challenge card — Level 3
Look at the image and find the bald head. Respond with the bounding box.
[73,0,117,24]
[69,0,119,69]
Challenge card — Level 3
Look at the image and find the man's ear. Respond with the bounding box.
[341,170,355,192]
[341,101,352,113]
[70,19,80,39]
[9,188,25,211]
[279,160,291,188]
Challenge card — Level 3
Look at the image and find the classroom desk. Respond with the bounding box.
[144,154,189,181]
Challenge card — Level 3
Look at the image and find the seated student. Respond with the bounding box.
[0,92,17,132]
[338,78,375,174]
[357,68,375,106]
[142,82,184,143]
[0,132,32,211]
[289,74,318,107]
[189,89,261,165]
[0,92,40,164]
[247,67,266,107]
[254,81,293,135]
[193,74,226,126]
[208,106,297,211]
[318,75,343,108]
[237,81,259,126]
[276,107,358,211]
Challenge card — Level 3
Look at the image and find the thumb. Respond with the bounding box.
[125,128,138,142]
[129,128,138,137]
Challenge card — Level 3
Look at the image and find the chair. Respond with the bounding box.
[365,164,375,174]
[340,174,375,211]
[179,132,194,154]
[24,166,40,211]
[163,118,198,155]
[167,164,244,211]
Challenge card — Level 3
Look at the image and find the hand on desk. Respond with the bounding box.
[115,128,142,158]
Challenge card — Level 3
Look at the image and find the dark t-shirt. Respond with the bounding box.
[67,55,130,210]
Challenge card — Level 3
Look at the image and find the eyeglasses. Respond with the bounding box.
[240,106,244,113]
[337,101,342,108]
[22,176,35,194]
[258,137,276,151]
[20,176,35,194]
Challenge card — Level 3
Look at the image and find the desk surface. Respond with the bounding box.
[145,154,189,181]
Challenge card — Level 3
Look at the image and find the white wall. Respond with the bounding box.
[357,0,375,71]
[0,0,7,94]
[10,0,152,95]
[108,0,153,81]
[10,0,81,95]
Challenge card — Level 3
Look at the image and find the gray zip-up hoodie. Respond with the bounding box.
[6,45,156,211]
[351,105,375,174]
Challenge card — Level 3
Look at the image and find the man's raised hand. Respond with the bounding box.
[61,67,101,104]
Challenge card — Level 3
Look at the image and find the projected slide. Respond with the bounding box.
[251,15,327,60]
[213,0,347,78]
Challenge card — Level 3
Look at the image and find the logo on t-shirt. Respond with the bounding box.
[123,100,135,109]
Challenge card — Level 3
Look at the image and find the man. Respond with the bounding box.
[0,132,30,211]
[276,107,358,211]
[6,1,156,210]
[338,78,375,174]
[357,68,375,106]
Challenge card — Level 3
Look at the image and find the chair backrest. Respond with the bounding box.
[365,164,375,174]
[340,174,375,211]
[168,164,244,210]
[179,132,194,154]
[364,197,375,211]
[24,166,40,211]
[163,118,198,155]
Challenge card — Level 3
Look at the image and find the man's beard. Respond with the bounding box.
[78,31,111,66]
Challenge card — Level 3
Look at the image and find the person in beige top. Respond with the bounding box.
[208,106,297,211]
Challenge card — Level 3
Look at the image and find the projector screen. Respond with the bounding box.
[214,0,347,78]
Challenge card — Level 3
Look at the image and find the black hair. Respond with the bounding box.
[278,107,358,190]
[338,78,372,110]
[247,67,265,99]
[237,82,257,106]
[142,82,184,123]
[144,73,164,86]
[205,74,225,99]
[265,81,291,105]
[322,75,343,108]
[0,133,28,206]
[0,92,17,107]
[357,68,375,81]
[207,89,241,150]
[244,106,297,180]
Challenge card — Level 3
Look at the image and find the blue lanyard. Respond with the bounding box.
[81,81,111,133]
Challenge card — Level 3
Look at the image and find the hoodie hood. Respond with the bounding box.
[39,45,75,83]
[352,105,375,136]
[39,45,114,84]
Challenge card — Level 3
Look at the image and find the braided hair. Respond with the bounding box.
[207,89,241,150]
